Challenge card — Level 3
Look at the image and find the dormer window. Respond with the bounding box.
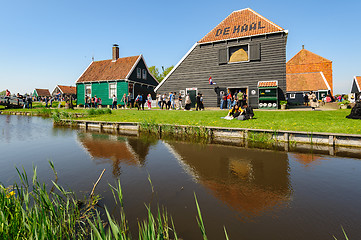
[137,68,141,79]
[142,69,147,80]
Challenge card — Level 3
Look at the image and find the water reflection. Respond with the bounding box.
[77,132,155,176]
[165,142,292,218]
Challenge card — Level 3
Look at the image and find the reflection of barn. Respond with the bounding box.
[165,142,291,217]
[286,47,332,104]
[77,133,153,176]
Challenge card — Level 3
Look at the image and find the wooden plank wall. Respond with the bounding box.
[157,32,287,108]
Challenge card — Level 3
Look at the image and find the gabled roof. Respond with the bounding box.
[198,8,285,44]
[76,55,141,83]
[57,85,76,94]
[34,88,51,96]
[287,49,331,65]
[286,72,330,92]
[354,76,361,92]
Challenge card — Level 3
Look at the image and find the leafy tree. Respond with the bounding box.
[161,66,174,80]
[0,90,6,96]
[148,65,174,83]
[149,66,161,82]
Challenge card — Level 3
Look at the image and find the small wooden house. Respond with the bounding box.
[351,76,361,101]
[76,45,158,106]
[155,8,288,108]
[33,88,51,98]
[286,72,331,104]
[286,47,333,104]
[52,85,77,99]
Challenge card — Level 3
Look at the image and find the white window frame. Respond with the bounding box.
[227,44,250,64]
[137,68,141,79]
[109,82,117,98]
[85,84,92,98]
[142,69,147,80]
[290,93,296,99]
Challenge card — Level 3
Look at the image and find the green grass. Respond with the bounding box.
[80,109,360,135]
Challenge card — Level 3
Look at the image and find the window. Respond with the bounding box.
[85,84,91,97]
[228,45,249,63]
[137,68,141,79]
[142,69,147,80]
[179,90,185,97]
[290,93,296,99]
[109,82,117,98]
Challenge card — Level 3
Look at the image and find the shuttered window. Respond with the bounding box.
[218,48,227,65]
[249,43,261,61]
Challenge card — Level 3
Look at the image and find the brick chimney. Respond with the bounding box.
[112,44,119,61]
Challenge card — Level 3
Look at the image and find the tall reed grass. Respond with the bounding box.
[0,163,230,239]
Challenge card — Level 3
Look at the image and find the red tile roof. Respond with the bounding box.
[76,55,140,83]
[258,81,278,87]
[198,8,284,44]
[287,49,331,65]
[58,85,76,95]
[35,88,51,96]
[286,72,330,92]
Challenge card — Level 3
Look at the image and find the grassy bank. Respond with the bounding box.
[79,108,359,135]
[1,163,228,240]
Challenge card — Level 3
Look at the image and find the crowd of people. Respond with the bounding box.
[220,90,247,110]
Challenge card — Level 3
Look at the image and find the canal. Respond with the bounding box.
[1,114,361,239]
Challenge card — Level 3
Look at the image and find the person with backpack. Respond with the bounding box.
[135,94,144,110]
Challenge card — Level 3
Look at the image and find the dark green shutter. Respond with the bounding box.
[218,48,227,65]
[249,43,261,61]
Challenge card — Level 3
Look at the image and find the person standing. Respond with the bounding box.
[135,94,142,110]
[5,89,11,97]
[121,93,127,108]
[162,93,167,109]
[127,93,132,109]
[184,93,191,111]
[304,93,309,106]
[157,94,162,108]
[112,94,117,109]
[309,91,317,110]
[178,93,183,110]
[94,95,98,108]
[226,91,232,109]
[200,94,204,110]
[196,93,201,111]
[147,94,152,109]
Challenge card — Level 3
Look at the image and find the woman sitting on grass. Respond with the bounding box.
[223,105,243,120]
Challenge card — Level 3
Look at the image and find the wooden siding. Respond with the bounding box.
[351,79,359,93]
[77,84,85,105]
[117,81,128,105]
[157,32,287,108]
[128,58,158,86]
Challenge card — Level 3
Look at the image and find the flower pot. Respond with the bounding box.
[281,104,286,110]
[340,104,347,109]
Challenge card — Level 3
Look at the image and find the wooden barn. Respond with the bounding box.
[286,46,333,104]
[155,8,288,108]
[51,85,76,99]
[33,88,51,98]
[76,45,158,106]
[351,76,361,101]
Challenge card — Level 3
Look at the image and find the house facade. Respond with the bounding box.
[33,89,51,98]
[286,47,333,104]
[76,45,158,106]
[351,76,361,101]
[51,85,76,99]
[155,8,288,108]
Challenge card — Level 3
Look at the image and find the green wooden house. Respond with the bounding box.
[76,45,158,106]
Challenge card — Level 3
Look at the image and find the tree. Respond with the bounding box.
[149,66,161,82]
[0,90,6,96]
[148,65,174,83]
[161,66,174,80]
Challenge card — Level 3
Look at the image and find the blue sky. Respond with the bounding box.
[0,0,360,94]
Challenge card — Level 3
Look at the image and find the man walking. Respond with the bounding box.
[112,94,117,109]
